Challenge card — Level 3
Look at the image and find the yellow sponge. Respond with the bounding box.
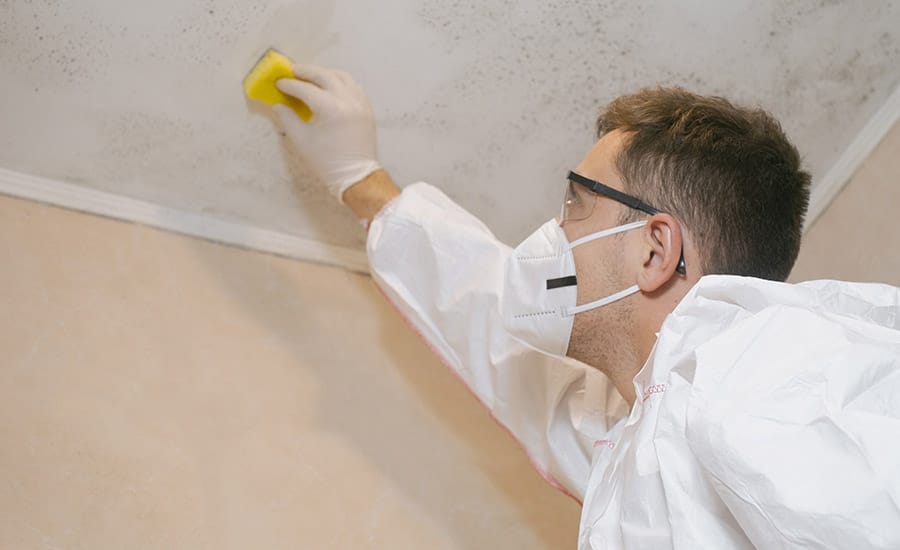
[243,49,313,122]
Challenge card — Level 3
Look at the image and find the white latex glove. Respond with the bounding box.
[274,64,381,203]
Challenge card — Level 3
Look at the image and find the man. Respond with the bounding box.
[269,65,900,548]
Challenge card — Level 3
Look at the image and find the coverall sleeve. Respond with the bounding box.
[366,183,627,501]
[685,304,900,549]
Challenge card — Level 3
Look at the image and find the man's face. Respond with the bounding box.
[562,130,641,368]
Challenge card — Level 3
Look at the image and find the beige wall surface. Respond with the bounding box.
[791,120,900,285]
[0,195,579,549]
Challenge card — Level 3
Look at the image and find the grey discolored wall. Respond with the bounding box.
[1,0,898,250]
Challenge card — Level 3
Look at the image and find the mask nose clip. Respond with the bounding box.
[546,275,577,290]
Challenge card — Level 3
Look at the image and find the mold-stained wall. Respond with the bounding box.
[1,0,899,249]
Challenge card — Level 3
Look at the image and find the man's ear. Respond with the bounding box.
[636,213,683,292]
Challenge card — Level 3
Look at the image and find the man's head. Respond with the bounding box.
[597,87,811,281]
[561,88,810,402]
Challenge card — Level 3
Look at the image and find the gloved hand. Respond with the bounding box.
[274,64,381,203]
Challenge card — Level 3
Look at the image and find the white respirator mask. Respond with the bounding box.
[500,218,649,357]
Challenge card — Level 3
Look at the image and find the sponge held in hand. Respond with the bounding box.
[243,48,313,122]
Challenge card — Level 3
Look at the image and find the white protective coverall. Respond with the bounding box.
[366,182,900,549]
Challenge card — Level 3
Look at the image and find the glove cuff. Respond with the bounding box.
[331,160,383,205]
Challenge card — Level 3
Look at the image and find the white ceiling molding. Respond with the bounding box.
[805,82,900,233]
[0,167,370,274]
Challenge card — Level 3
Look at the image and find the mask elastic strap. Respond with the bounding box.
[564,285,641,316]
[567,220,647,250]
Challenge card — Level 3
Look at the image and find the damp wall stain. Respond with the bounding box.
[0,0,898,249]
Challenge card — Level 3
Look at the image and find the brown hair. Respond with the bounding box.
[597,87,811,281]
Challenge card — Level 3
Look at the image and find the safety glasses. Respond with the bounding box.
[560,171,686,275]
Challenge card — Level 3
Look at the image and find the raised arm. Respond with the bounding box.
[269,63,629,500]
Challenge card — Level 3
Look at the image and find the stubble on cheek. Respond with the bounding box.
[565,238,635,373]
[567,294,635,374]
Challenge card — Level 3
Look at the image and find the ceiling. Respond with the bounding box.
[1,0,898,253]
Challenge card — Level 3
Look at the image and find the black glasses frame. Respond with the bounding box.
[568,171,687,276]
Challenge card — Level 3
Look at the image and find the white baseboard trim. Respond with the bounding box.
[805,83,900,232]
[0,167,371,274]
